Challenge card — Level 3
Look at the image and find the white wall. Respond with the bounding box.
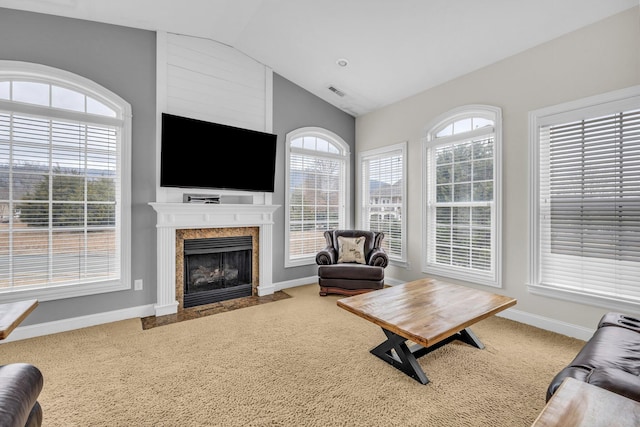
[355,7,640,337]
[155,32,273,203]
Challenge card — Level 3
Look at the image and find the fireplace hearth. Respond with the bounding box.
[183,236,253,308]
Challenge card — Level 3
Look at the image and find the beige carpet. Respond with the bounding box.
[0,284,585,427]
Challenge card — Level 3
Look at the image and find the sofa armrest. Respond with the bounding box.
[316,246,337,265]
[368,248,388,268]
[0,363,44,427]
[587,368,640,402]
[546,366,591,402]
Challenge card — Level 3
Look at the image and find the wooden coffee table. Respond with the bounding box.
[337,278,517,384]
[0,299,38,340]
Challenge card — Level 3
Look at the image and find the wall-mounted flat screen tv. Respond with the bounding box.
[160,113,277,192]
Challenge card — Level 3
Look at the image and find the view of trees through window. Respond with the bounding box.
[288,154,341,258]
[433,137,493,270]
[0,77,120,290]
[425,107,500,286]
[1,153,118,288]
[287,130,347,264]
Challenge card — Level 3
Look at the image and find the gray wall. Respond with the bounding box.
[0,8,157,325]
[272,73,356,283]
[0,8,356,326]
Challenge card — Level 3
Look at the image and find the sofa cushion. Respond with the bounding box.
[547,312,640,403]
[570,325,640,375]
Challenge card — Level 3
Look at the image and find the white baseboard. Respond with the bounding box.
[1,304,156,343]
[384,276,595,341]
[1,279,597,343]
[257,283,276,296]
[383,277,405,286]
[497,308,595,341]
[275,275,318,291]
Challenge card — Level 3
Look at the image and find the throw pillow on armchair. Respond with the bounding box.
[337,236,366,264]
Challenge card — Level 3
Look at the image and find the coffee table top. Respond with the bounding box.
[0,299,38,340]
[337,278,517,348]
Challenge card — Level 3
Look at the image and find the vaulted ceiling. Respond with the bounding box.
[1,0,636,116]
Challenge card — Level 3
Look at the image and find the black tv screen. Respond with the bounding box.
[160,113,277,192]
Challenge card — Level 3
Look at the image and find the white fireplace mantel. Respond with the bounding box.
[149,202,280,316]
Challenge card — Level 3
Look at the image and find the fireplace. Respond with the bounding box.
[183,236,253,307]
[149,201,279,317]
[174,226,260,312]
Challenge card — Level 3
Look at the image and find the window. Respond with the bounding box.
[0,61,131,302]
[423,105,502,287]
[359,142,407,264]
[285,127,349,267]
[529,86,640,310]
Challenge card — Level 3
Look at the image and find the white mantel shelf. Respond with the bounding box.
[149,202,280,316]
[150,202,279,228]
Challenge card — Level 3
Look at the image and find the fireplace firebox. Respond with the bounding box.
[183,236,253,308]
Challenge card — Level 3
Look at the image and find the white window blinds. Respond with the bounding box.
[0,112,119,289]
[538,108,640,302]
[430,137,494,271]
[360,143,406,262]
[286,128,348,267]
[288,152,342,258]
[0,62,130,302]
[424,105,502,287]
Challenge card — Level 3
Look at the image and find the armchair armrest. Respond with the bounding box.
[316,246,337,265]
[368,248,388,268]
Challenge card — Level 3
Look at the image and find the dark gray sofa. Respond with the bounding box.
[0,363,43,427]
[547,312,640,403]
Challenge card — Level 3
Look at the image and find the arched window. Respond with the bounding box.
[0,61,132,302]
[423,105,502,287]
[285,127,349,267]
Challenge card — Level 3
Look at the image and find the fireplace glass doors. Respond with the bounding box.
[183,236,253,308]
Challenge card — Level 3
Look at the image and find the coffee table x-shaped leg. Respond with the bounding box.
[370,326,485,384]
[336,278,517,385]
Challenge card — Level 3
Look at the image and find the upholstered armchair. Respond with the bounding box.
[316,229,388,296]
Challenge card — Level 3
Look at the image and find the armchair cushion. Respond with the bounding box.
[318,263,384,281]
[337,236,366,264]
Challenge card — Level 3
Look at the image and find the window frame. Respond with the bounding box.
[358,141,407,266]
[284,127,350,268]
[528,85,640,312]
[422,105,502,287]
[0,60,132,303]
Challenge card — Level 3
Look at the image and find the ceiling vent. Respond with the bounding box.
[328,85,346,97]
